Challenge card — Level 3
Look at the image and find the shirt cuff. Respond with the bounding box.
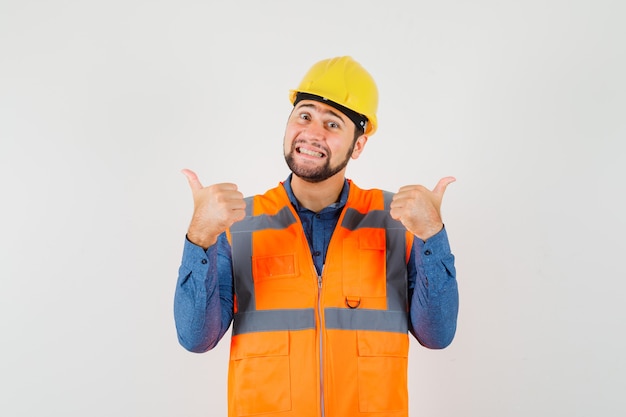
[181,235,215,270]
[413,226,452,261]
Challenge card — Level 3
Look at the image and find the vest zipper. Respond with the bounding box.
[317,267,325,417]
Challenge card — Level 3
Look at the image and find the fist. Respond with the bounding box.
[389,177,456,240]
[182,168,246,249]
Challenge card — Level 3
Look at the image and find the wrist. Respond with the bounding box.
[414,222,444,241]
[186,229,219,250]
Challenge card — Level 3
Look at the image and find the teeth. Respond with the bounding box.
[298,147,324,157]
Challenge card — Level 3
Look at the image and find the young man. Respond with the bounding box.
[175,56,459,417]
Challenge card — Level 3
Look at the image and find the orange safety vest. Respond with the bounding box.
[226,180,414,417]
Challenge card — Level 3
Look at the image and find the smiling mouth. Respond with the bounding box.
[296,146,326,158]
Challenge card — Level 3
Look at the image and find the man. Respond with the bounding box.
[175,56,459,417]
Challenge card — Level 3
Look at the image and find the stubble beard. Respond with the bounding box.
[284,142,354,184]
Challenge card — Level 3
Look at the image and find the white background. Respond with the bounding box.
[1,1,625,416]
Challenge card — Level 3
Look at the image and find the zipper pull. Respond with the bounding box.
[318,264,325,288]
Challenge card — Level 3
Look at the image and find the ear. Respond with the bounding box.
[351,135,368,159]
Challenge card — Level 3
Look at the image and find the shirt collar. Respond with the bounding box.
[282,174,350,213]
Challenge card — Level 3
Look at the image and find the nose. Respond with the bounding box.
[302,120,325,140]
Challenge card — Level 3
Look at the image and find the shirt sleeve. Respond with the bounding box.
[173,233,234,353]
[407,226,459,349]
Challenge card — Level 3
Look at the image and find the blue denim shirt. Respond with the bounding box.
[282,175,349,275]
[174,176,459,353]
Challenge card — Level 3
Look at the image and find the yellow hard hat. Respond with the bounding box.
[289,56,379,136]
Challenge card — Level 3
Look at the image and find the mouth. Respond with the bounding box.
[296,146,326,158]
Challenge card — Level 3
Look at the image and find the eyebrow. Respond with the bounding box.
[295,103,347,125]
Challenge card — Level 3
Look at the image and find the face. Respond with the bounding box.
[284,100,367,183]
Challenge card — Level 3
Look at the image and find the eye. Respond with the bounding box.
[327,120,342,129]
[299,112,311,121]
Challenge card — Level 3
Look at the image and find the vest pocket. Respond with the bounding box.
[230,331,292,416]
[253,253,298,280]
[343,230,387,298]
[356,330,409,413]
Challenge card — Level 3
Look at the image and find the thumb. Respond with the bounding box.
[181,168,204,192]
[433,176,456,197]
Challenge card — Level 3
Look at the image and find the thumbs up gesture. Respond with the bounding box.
[181,169,247,249]
[390,177,456,241]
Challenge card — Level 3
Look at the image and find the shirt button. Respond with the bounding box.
[313,251,321,256]
[201,259,208,264]
[424,249,432,256]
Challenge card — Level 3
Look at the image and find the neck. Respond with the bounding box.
[290,173,346,213]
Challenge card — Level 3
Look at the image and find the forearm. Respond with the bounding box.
[408,227,459,349]
[174,234,234,353]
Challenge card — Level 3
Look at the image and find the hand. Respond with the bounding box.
[181,169,246,249]
[390,177,456,241]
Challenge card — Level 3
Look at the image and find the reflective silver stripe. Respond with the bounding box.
[324,308,408,333]
[341,208,389,230]
[382,191,394,211]
[230,204,297,233]
[385,226,408,312]
[233,309,316,335]
[230,200,298,315]
[382,190,409,312]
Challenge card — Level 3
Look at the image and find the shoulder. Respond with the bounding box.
[347,180,392,210]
